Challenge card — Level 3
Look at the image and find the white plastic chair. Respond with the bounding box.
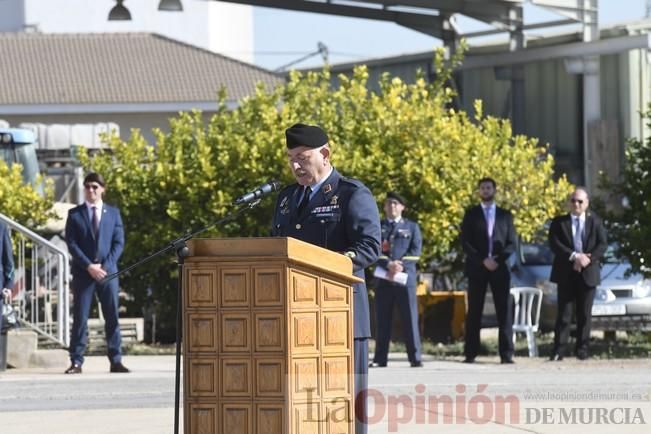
[510,287,543,357]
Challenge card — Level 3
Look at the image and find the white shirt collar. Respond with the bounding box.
[572,213,585,222]
[86,201,103,214]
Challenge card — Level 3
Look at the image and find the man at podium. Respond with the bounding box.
[272,123,381,434]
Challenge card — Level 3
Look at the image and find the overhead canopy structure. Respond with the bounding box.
[214,0,598,43]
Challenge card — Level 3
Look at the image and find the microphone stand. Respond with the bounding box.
[102,198,264,434]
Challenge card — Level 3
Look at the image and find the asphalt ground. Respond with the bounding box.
[1,352,650,433]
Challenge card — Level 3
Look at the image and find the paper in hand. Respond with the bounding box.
[373,266,408,286]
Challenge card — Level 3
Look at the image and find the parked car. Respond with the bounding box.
[511,239,651,333]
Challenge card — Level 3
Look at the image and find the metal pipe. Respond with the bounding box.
[460,33,651,70]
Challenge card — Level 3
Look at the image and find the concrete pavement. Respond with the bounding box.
[1,353,650,433]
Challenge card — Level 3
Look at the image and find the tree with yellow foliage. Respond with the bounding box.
[82,50,572,340]
[0,161,54,227]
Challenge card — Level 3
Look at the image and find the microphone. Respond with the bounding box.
[234,180,281,205]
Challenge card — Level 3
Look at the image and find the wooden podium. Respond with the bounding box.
[183,237,360,434]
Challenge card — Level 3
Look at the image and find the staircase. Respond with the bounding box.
[1,212,71,348]
[6,329,68,369]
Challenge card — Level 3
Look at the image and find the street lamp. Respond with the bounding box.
[158,0,183,11]
[108,0,131,21]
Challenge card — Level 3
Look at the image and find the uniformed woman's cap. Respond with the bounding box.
[386,191,407,206]
[285,123,329,149]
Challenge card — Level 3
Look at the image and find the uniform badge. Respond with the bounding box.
[324,184,332,194]
[330,195,338,205]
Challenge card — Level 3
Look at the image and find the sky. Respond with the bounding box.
[252,0,649,71]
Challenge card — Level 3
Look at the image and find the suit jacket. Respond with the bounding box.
[271,168,381,338]
[461,204,517,278]
[1,222,14,289]
[65,203,125,286]
[377,218,422,290]
[548,211,607,288]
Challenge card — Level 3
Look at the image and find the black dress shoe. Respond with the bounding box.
[368,361,387,368]
[500,357,515,364]
[110,362,130,373]
[410,361,423,368]
[64,363,82,374]
[462,357,475,364]
[576,351,589,360]
[549,353,564,361]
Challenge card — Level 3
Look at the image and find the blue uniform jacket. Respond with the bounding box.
[65,203,125,286]
[1,222,14,289]
[377,218,422,290]
[271,168,381,338]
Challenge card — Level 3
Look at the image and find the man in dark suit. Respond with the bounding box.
[548,187,607,361]
[64,172,128,374]
[370,191,423,368]
[460,177,517,364]
[272,123,381,434]
[1,221,15,336]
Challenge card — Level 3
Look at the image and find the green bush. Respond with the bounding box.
[82,50,571,341]
[600,105,651,277]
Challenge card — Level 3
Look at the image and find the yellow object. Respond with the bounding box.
[417,291,467,340]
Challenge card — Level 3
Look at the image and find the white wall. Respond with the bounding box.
[0,0,253,63]
[2,111,216,145]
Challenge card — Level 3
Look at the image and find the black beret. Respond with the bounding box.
[285,123,329,149]
[386,191,407,206]
[84,172,105,187]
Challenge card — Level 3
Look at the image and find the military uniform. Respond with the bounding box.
[272,167,381,433]
[0,222,15,338]
[372,217,422,366]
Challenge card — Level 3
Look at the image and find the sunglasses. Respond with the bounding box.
[570,198,584,204]
[84,184,101,190]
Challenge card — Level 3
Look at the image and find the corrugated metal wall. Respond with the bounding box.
[326,41,650,185]
[459,59,583,183]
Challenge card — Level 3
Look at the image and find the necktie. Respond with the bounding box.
[296,186,311,215]
[92,206,99,238]
[484,207,494,256]
[573,217,583,253]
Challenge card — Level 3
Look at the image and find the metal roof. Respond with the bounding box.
[0,32,282,107]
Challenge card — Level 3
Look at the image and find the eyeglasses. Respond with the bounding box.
[84,184,101,190]
[570,198,584,204]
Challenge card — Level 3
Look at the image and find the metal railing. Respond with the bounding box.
[0,212,70,347]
